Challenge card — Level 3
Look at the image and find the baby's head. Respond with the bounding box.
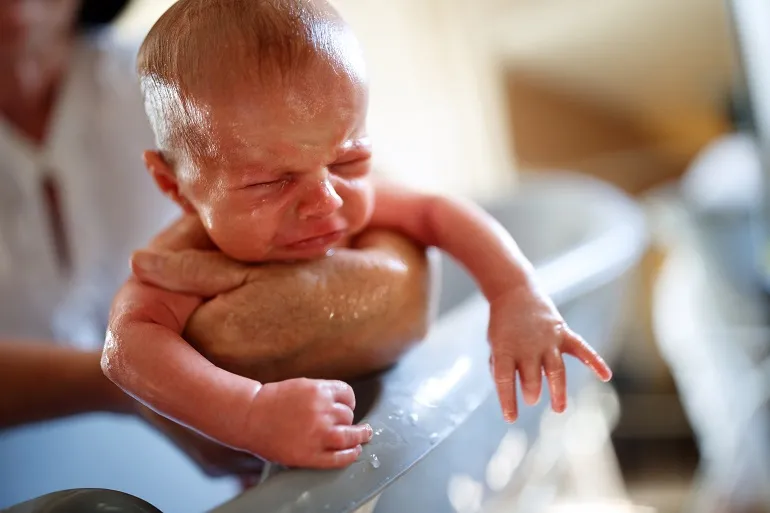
[138,0,373,261]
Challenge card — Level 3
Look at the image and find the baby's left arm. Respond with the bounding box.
[369,181,612,422]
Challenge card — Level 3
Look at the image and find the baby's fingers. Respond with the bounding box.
[314,446,363,469]
[330,403,355,426]
[325,424,373,450]
[327,380,356,410]
[518,361,542,406]
[543,347,567,413]
[492,355,518,423]
[561,330,612,382]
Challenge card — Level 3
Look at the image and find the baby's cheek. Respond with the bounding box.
[340,178,374,233]
[205,206,272,262]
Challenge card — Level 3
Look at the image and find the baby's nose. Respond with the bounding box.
[297,175,344,220]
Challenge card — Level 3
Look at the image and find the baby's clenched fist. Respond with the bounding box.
[241,378,373,468]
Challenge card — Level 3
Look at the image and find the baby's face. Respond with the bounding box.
[173,69,373,262]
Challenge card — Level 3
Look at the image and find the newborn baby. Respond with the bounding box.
[102,0,612,469]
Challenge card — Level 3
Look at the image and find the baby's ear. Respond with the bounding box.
[142,150,195,214]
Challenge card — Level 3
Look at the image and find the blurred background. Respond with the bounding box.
[5,0,770,511]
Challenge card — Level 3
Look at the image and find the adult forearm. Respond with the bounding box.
[184,230,435,382]
[259,240,433,381]
[0,341,134,429]
[288,229,436,379]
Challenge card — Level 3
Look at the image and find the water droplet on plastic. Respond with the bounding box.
[374,427,384,436]
[429,432,440,444]
[409,413,419,425]
[369,453,381,469]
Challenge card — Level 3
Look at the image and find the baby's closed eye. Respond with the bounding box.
[239,174,295,190]
[330,157,371,178]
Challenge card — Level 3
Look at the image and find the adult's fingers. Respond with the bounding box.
[543,347,567,413]
[131,249,251,296]
[561,331,613,382]
[492,355,518,423]
[325,424,373,450]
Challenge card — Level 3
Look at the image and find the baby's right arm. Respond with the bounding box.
[101,277,371,468]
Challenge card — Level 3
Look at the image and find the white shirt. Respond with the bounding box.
[0,30,180,348]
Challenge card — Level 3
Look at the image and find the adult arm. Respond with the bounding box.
[0,342,133,429]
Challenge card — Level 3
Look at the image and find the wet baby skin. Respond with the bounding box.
[102,0,612,469]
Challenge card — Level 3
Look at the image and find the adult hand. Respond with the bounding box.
[130,216,438,383]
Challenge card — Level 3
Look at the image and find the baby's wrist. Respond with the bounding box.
[487,271,538,303]
[225,381,266,453]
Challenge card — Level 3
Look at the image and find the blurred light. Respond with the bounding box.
[597,386,621,428]
[564,410,609,457]
[485,429,528,491]
[414,356,472,407]
[539,405,569,437]
[353,495,380,513]
[448,474,484,513]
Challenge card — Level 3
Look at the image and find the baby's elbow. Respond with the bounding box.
[100,320,131,386]
[100,331,120,383]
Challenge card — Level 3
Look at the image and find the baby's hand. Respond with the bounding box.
[242,378,373,469]
[488,285,612,423]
